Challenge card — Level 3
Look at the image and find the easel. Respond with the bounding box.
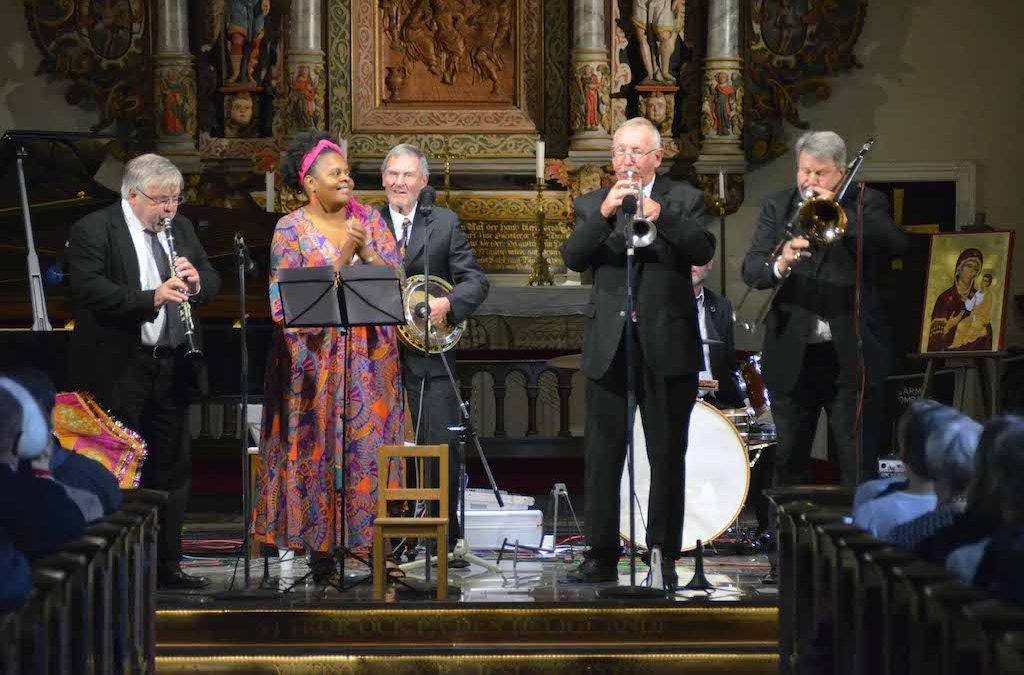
[913,351,1008,418]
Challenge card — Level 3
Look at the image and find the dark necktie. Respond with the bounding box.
[398,217,411,259]
[146,230,185,347]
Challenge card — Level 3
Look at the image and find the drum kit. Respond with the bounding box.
[547,350,776,553]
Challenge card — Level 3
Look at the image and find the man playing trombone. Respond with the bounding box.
[561,117,714,588]
[741,131,908,490]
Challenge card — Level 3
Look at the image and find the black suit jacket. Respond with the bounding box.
[741,186,908,394]
[561,175,715,381]
[700,286,744,408]
[379,204,490,378]
[66,202,221,404]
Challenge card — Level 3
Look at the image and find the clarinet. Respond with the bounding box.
[158,217,203,359]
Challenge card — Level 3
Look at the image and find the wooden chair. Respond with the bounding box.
[372,444,449,600]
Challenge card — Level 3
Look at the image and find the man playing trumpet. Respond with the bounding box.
[561,117,714,589]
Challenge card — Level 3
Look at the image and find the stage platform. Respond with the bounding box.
[155,526,779,673]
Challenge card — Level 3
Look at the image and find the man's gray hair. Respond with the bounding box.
[794,131,847,169]
[381,144,430,179]
[926,415,983,509]
[614,117,662,150]
[121,154,184,200]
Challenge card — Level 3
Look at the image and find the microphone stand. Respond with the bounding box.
[14,144,52,331]
[400,187,503,579]
[601,194,666,600]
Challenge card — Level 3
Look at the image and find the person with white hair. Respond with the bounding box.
[853,402,975,539]
[741,130,909,489]
[66,153,221,589]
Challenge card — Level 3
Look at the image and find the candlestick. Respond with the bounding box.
[535,140,545,181]
[265,172,275,213]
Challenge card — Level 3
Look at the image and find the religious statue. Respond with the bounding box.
[159,69,192,135]
[631,0,685,84]
[638,90,673,135]
[224,91,256,137]
[226,0,269,83]
[290,66,320,128]
[708,71,740,136]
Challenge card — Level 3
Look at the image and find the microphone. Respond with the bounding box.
[234,233,256,274]
[621,194,638,216]
[418,185,437,217]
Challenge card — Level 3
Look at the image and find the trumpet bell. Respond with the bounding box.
[798,197,847,245]
[629,218,657,248]
[397,274,466,354]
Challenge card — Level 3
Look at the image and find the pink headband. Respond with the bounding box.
[298,139,344,186]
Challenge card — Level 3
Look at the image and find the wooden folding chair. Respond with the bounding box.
[372,444,449,600]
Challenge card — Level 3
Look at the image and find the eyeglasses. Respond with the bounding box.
[611,147,659,161]
[137,189,185,206]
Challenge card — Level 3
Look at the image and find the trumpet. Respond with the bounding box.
[158,217,203,360]
[625,169,657,248]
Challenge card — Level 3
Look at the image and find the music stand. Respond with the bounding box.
[277,264,404,591]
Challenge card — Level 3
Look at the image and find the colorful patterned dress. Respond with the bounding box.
[252,202,403,553]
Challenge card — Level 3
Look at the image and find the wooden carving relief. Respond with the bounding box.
[350,0,543,135]
[745,0,868,165]
[24,0,148,137]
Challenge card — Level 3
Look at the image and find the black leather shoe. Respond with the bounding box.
[566,557,619,583]
[158,567,210,590]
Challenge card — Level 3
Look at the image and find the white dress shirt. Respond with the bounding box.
[122,200,168,346]
[695,288,713,394]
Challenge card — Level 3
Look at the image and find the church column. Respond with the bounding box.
[568,0,612,160]
[286,0,327,134]
[153,0,200,172]
[694,0,746,186]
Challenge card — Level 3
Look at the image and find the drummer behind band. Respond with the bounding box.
[561,117,715,589]
[692,259,744,409]
[377,143,489,549]
[741,130,908,489]
[692,261,775,532]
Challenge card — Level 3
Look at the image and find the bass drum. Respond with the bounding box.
[619,400,750,552]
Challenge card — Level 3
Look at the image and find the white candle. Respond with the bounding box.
[339,138,348,160]
[718,170,726,201]
[536,140,545,181]
[265,172,275,213]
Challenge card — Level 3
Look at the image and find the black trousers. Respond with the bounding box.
[111,347,193,571]
[583,328,698,560]
[403,359,462,546]
[768,342,882,489]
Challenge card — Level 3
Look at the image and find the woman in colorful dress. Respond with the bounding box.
[252,130,403,581]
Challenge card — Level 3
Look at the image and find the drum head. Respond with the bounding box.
[619,400,750,552]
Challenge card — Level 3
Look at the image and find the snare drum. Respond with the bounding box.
[740,354,771,418]
[619,400,750,552]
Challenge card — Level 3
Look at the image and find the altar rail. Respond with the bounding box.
[768,486,1024,675]
[190,358,584,460]
[0,489,164,675]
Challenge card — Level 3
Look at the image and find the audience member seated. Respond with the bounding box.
[915,416,1022,579]
[0,380,86,560]
[0,530,31,612]
[887,409,983,549]
[7,367,121,518]
[852,402,946,511]
[853,401,966,539]
[972,431,1024,607]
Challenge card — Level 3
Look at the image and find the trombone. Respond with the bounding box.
[625,169,657,248]
[734,138,876,331]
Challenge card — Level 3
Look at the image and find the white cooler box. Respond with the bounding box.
[463,509,543,550]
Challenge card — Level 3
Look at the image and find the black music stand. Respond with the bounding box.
[277,264,404,591]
